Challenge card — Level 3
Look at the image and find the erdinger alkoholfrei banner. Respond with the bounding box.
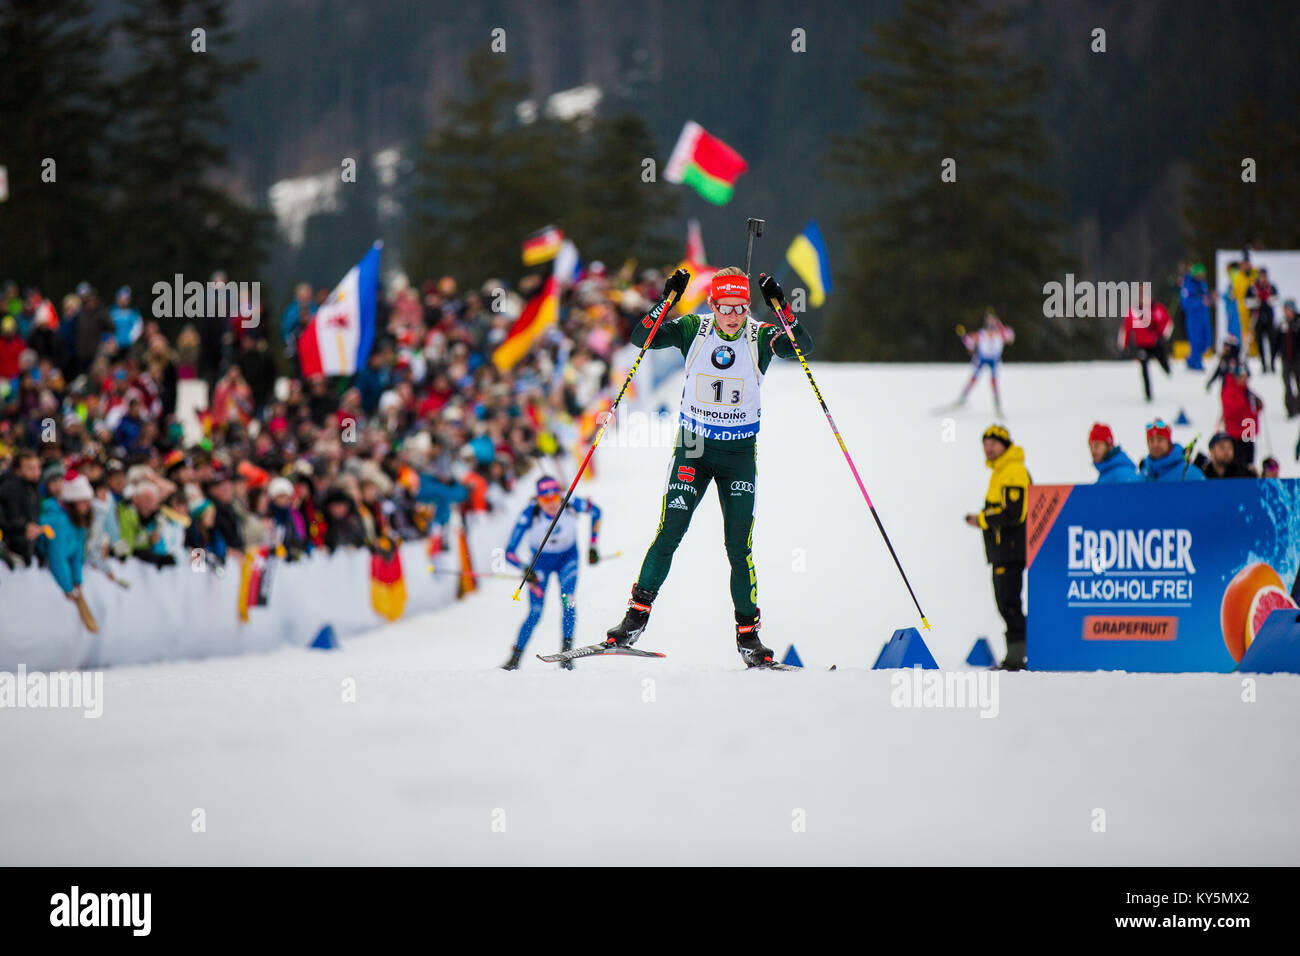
[1026,480,1300,672]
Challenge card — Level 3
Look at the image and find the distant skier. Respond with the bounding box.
[954,310,1014,415]
[1118,287,1172,402]
[500,475,601,671]
[602,268,813,667]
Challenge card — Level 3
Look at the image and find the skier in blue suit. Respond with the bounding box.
[501,475,602,670]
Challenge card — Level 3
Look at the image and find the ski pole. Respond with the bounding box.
[759,274,931,630]
[512,282,686,600]
[1181,433,1201,480]
[744,218,764,276]
[438,551,622,579]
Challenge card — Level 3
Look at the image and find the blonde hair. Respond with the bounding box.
[713,266,746,279]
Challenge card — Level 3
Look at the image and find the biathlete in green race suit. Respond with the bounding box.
[603,267,814,667]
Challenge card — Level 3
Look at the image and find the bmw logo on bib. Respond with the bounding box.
[711,345,736,369]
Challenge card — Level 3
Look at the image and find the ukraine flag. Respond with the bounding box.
[785,221,832,308]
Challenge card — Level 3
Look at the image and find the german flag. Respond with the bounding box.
[456,526,477,599]
[521,226,564,266]
[237,546,274,623]
[492,275,559,371]
[370,537,407,622]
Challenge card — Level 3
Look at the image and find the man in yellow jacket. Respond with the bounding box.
[964,424,1029,670]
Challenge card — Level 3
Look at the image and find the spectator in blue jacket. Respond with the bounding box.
[1138,419,1206,481]
[1180,262,1212,371]
[280,283,315,358]
[110,286,142,350]
[1088,422,1140,483]
[39,473,92,597]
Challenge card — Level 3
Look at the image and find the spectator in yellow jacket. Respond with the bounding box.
[964,424,1030,670]
[1231,257,1259,358]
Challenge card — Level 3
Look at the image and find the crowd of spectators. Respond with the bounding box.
[0,263,669,598]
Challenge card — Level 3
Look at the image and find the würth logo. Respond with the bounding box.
[677,465,695,482]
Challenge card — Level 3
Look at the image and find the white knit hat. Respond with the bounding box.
[267,476,294,500]
[61,474,93,503]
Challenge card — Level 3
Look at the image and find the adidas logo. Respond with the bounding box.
[668,495,689,510]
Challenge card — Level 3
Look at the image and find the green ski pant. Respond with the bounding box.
[636,433,759,617]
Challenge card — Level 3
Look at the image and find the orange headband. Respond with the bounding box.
[710,274,750,302]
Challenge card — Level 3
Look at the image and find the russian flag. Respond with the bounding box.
[298,241,382,377]
[785,221,831,308]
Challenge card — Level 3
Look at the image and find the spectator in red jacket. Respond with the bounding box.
[1118,288,1173,402]
[1219,364,1263,467]
[0,315,26,381]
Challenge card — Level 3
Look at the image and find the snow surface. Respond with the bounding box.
[4,359,1299,864]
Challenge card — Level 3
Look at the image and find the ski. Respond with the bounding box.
[536,644,667,663]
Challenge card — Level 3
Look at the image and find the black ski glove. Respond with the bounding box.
[759,273,786,311]
[663,268,690,300]
[588,547,600,566]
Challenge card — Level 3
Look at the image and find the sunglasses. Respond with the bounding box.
[538,490,561,500]
[715,303,749,316]
[1144,419,1169,432]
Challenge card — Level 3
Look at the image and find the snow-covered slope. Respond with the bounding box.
[3,359,1298,864]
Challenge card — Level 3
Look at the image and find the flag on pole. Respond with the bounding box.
[665,121,747,205]
[297,241,381,376]
[552,238,581,286]
[785,221,832,307]
[492,275,560,371]
[369,538,407,622]
[685,218,706,264]
[675,219,717,314]
[522,226,564,266]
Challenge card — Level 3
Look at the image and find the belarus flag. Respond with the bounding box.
[298,241,382,377]
[665,121,748,205]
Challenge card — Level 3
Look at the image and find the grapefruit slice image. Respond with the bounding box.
[1221,563,1288,661]
[1245,585,1299,653]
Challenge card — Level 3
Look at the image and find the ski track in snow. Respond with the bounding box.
[4,360,1299,864]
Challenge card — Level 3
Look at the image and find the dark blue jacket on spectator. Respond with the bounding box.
[1094,446,1141,483]
[1139,445,1206,482]
[354,365,389,415]
[113,415,144,452]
